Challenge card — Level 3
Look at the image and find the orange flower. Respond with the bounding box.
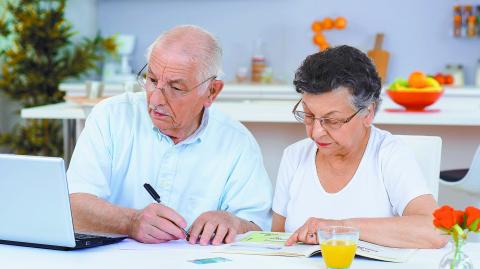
[433,205,464,230]
[455,210,465,226]
[465,206,480,232]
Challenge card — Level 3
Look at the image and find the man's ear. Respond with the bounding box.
[204,80,224,108]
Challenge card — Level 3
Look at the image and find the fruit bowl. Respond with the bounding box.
[386,89,444,111]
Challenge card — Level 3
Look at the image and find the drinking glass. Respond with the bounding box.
[317,226,360,269]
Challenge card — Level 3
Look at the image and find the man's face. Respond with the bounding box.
[146,43,217,141]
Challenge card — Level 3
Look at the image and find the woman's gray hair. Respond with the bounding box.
[145,25,223,92]
[293,45,382,114]
[348,91,382,115]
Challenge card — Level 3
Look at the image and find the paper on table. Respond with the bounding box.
[217,231,417,263]
[356,240,417,263]
[216,232,318,257]
[237,231,290,245]
[110,238,221,252]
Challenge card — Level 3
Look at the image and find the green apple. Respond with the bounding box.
[396,78,409,87]
[426,77,441,88]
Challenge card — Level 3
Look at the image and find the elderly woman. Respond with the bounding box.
[272,45,447,249]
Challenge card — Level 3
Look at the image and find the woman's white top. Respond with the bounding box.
[272,126,431,232]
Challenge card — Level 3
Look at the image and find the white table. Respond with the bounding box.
[0,239,479,269]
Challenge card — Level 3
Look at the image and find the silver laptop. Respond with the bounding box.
[0,154,126,250]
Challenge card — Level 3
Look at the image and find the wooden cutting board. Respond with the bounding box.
[367,33,390,83]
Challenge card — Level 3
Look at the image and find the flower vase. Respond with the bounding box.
[439,236,473,269]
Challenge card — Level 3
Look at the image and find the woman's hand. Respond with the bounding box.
[285,217,344,246]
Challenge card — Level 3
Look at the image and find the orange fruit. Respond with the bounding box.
[311,21,323,32]
[408,71,428,88]
[313,33,327,46]
[322,17,334,30]
[320,43,330,51]
[334,17,347,30]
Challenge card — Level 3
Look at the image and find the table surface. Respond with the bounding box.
[21,90,480,126]
[0,239,479,269]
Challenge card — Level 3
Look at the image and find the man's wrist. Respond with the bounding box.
[125,208,139,237]
[242,219,261,233]
[248,220,261,231]
[220,211,260,233]
[229,214,251,233]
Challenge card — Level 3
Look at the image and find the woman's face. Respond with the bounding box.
[300,87,374,156]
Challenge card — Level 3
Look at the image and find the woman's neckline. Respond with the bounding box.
[312,127,373,195]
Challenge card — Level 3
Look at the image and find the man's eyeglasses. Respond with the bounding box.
[292,99,365,131]
[136,63,217,99]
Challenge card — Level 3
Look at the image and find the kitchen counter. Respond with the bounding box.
[61,82,480,100]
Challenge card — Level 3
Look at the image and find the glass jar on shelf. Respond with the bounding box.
[475,60,480,88]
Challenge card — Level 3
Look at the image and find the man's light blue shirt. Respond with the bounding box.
[67,92,273,230]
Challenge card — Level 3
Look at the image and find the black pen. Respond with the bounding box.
[143,183,190,239]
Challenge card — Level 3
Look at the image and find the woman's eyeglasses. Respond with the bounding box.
[292,99,365,130]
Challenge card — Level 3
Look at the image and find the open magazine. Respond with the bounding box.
[216,231,417,263]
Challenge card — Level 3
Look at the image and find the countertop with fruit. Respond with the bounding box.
[387,71,448,111]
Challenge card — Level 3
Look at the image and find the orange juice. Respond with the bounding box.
[320,239,357,268]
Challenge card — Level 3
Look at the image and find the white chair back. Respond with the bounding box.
[441,145,480,195]
[395,135,443,200]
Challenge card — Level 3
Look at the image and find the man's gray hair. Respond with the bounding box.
[146,25,223,86]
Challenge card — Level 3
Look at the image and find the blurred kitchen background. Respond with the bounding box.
[77,0,480,83]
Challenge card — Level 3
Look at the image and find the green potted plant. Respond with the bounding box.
[0,0,116,156]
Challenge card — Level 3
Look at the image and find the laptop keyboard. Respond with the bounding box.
[74,233,106,240]
[73,233,127,249]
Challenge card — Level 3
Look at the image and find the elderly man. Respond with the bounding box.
[67,25,272,245]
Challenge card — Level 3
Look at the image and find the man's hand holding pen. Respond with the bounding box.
[128,203,188,244]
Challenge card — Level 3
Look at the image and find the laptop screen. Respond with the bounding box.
[0,154,76,248]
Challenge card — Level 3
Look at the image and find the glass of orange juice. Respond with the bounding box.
[317,226,359,269]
